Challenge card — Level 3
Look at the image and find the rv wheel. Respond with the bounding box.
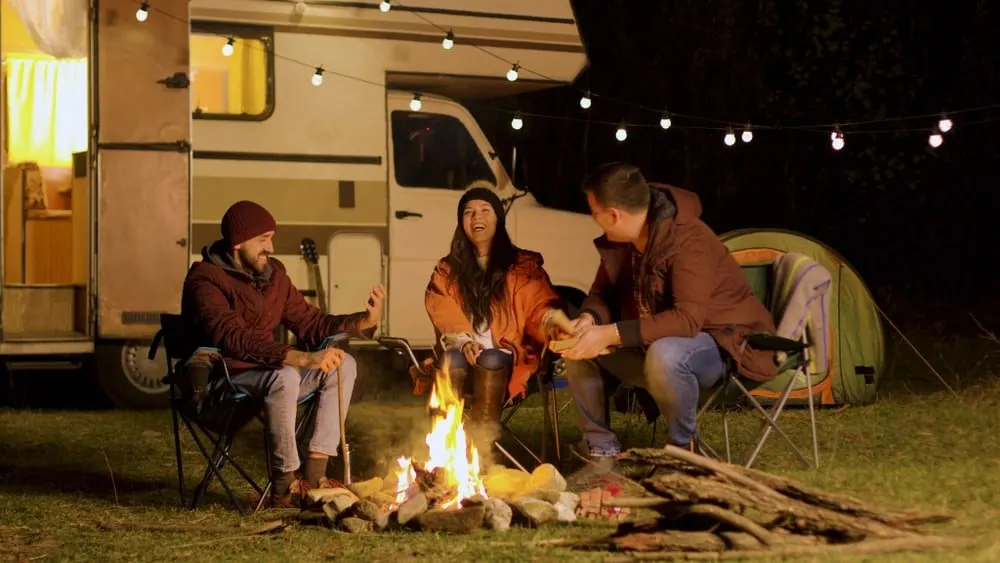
[96,341,170,409]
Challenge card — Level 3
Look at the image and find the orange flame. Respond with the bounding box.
[393,357,487,509]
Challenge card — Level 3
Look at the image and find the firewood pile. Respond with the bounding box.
[565,446,965,560]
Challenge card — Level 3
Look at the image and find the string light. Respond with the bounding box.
[511,112,524,130]
[409,93,422,111]
[659,112,672,130]
[831,129,845,151]
[506,63,520,82]
[222,37,234,57]
[311,66,324,86]
[579,91,592,109]
[136,2,149,22]
[615,123,628,142]
[379,0,391,12]
[724,127,736,146]
[741,124,753,143]
[928,131,943,148]
[442,30,454,50]
[938,115,953,133]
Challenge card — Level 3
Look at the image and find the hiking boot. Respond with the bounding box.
[565,440,623,491]
[250,478,311,511]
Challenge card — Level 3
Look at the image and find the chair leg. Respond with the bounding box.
[169,392,186,508]
[540,386,552,462]
[549,386,562,466]
[189,405,251,516]
[805,366,820,468]
[732,376,809,468]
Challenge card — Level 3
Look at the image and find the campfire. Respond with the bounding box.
[295,359,580,533]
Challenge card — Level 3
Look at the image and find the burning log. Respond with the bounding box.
[568,446,963,559]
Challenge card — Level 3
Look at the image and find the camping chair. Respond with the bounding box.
[149,314,341,514]
[377,336,563,470]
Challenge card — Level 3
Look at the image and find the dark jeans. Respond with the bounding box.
[564,332,725,454]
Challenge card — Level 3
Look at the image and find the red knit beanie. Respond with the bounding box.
[221,200,276,246]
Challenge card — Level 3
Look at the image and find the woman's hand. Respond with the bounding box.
[462,341,484,364]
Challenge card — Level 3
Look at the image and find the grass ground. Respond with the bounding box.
[1,329,999,562]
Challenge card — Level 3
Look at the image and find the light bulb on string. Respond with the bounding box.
[506,63,520,82]
[938,115,953,133]
[442,30,454,50]
[928,132,943,148]
[615,123,628,142]
[311,66,324,86]
[222,37,234,57]
[511,112,524,130]
[831,131,845,151]
[409,93,422,112]
[741,124,753,143]
[724,127,736,146]
[379,0,391,12]
[136,2,149,22]
[659,112,672,130]
[579,91,591,109]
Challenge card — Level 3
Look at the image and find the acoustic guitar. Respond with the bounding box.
[298,237,327,312]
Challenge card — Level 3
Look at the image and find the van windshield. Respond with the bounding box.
[391,111,496,190]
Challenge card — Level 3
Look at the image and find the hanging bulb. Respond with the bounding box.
[136,2,149,22]
[409,93,422,112]
[831,132,845,151]
[579,91,592,109]
[506,63,520,82]
[615,124,628,142]
[659,112,672,130]
[938,115,953,133]
[222,37,234,57]
[928,132,943,148]
[442,30,454,50]
[311,67,324,86]
[511,112,524,130]
[724,127,736,146]
[741,124,753,143]
[379,0,391,12]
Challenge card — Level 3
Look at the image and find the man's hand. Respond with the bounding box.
[462,341,484,365]
[561,324,618,360]
[360,284,386,330]
[555,312,596,340]
[306,347,346,373]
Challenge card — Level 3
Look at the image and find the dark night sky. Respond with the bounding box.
[472,0,999,307]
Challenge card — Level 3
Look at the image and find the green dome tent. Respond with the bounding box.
[721,229,885,406]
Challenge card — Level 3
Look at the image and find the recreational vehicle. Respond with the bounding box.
[0,0,600,408]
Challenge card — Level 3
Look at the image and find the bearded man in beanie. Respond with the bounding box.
[182,200,385,507]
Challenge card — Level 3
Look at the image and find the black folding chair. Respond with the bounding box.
[149,314,334,514]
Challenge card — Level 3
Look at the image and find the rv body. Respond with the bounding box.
[0,0,600,408]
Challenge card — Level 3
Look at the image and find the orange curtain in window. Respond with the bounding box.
[5,55,88,168]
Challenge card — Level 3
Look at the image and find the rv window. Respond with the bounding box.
[391,111,496,190]
[190,23,275,121]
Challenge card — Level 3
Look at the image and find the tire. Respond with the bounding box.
[95,340,170,409]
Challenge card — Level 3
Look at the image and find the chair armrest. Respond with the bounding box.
[746,332,807,352]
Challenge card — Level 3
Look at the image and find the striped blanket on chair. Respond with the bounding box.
[770,252,833,375]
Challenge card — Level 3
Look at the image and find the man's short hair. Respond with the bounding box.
[581,162,651,212]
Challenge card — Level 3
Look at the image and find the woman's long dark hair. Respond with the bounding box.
[445,222,518,331]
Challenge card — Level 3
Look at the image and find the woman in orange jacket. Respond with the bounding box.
[424,187,565,413]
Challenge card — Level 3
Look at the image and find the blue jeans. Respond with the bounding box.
[564,332,725,454]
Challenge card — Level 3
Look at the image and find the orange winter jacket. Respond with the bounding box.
[425,249,564,398]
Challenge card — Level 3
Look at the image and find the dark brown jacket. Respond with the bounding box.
[580,185,778,382]
[181,240,373,373]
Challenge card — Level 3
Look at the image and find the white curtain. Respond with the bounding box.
[7,0,89,59]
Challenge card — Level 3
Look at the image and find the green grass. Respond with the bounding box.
[2,334,1000,562]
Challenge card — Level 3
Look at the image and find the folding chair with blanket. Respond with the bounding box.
[149,314,347,514]
[378,336,563,471]
[697,252,831,469]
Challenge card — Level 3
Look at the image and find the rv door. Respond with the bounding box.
[94,0,192,338]
[386,96,501,347]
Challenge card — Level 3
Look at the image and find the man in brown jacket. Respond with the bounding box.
[182,200,385,507]
[559,163,776,481]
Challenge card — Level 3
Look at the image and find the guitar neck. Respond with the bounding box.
[311,263,327,313]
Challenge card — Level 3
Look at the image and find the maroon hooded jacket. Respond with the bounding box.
[181,240,373,373]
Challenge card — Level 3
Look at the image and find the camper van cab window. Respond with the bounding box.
[190,24,275,120]
[391,111,496,190]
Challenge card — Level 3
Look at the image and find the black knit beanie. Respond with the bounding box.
[457,187,505,228]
